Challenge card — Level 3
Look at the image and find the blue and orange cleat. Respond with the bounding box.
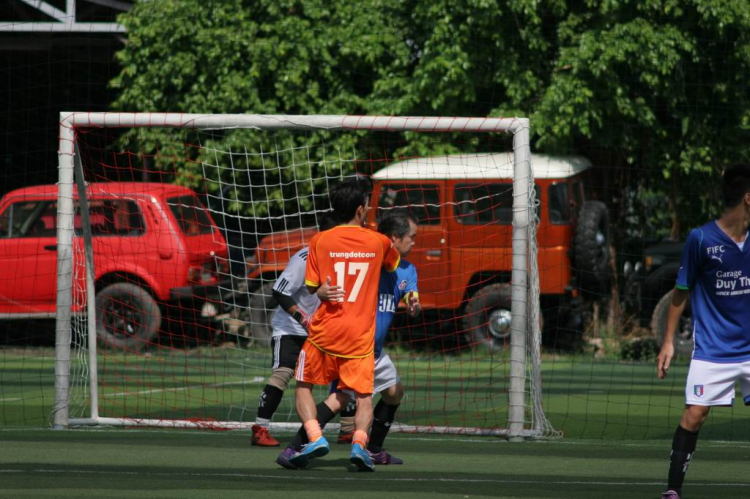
[350,443,375,472]
[289,436,329,468]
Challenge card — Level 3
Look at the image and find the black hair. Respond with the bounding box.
[318,211,339,232]
[377,208,417,238]
[329,177,369,223]
[722,163,750,208]
[352,175,372,197]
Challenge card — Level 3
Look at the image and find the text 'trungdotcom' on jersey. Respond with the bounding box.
[304,226,400,358]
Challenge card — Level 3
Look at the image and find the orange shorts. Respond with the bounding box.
[295,340,375,395]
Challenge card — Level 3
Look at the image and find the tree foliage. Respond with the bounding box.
[112,0,750,235]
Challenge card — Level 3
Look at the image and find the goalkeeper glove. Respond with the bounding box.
[292,309,313,330]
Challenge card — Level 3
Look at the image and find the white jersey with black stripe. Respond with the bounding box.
[270,247,320,337]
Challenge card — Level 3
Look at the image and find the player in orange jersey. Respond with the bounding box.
[289,178,400,471]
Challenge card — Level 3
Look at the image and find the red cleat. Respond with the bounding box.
[251,424,280,447]
[337,430,354,444]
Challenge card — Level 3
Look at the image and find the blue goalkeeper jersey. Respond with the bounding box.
[374,259,418,359]
[676,221,750,363]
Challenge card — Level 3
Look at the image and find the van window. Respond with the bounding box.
[0,201,58,238]
[454,183,541,225]
[74,199,145,237]
[167,195,214,235]
[377,184,440,225]
[548,183,571,224]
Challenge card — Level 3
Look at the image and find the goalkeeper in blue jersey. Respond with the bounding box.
[656,163,750,499]
[277,209,420,470]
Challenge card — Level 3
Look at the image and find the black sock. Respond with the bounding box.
[367,400,400,454]
[289,401,338,449]
[340,398,356,418]
[257,385,284,420]
[667,425,699,494]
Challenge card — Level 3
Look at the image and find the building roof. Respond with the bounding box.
[372,153,592,181]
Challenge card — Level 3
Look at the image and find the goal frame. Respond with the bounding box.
[53,113,536,439]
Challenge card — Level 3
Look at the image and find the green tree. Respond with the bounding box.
[111,0,750,237]
[532,0,750,238]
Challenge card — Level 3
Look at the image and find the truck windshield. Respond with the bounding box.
[548,183,571,224]
[377,183,440,225]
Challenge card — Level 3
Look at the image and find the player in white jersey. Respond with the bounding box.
[656,164,750,499]
[250,213,339,447]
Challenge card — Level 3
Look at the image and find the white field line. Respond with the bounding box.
[106,377,265,398]
[0,468,748,488]
[2,427,749,450]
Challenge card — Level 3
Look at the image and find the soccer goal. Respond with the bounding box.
[53,112,557,440]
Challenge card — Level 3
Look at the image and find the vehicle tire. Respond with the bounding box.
[640,263,680,325]
[573,200,611,293]
[650,289,693,357]
[463,283,514,353]
[95,283,161,351]
[248,281,277,345]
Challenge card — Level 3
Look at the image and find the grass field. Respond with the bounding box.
[2,428,750,498]
[2,346,750,497]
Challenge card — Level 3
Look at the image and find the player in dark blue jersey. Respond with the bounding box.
[277,209,420,469]
[656,163,750,499]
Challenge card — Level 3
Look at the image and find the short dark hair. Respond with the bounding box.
[377,208,418,238]
[329,178,369,222]
[318,211,339,232]
[722,163,750,208]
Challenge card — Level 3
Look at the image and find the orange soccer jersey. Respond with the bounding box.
[304,225,400,358]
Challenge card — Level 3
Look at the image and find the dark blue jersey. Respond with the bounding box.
[374,259,418,358]
[676,221,750,362]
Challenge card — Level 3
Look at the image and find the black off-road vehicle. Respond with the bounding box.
[622,240,693,356]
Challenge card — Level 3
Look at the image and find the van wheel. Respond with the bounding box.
[96,283,161,351]
[248,282,277,345]
[650,290,693,356]
[463,284,513,353]
[574,200,610,293]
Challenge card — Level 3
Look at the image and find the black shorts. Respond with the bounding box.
[271,335,307,370]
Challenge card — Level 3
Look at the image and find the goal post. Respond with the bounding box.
[54,112,550,439]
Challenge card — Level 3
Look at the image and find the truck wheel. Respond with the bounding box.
[249,282,277,344]
[96,283,161,351]
[574,200,611,292]
[640,263,680,326]
[650,290,693,356]
[463,284,513,353]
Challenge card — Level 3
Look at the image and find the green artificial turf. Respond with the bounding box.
[1,429,749,498]
[2,346,750,498]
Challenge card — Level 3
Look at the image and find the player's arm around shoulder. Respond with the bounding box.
[377,231,400,272]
